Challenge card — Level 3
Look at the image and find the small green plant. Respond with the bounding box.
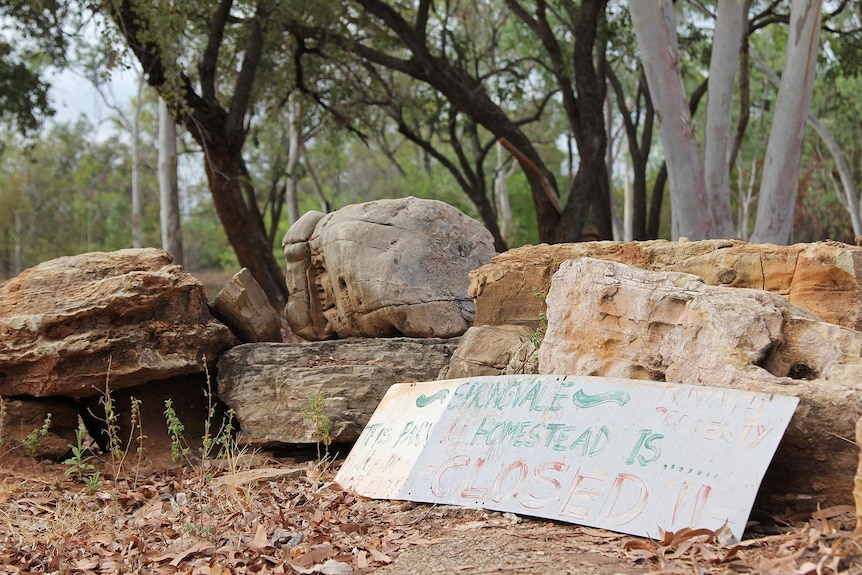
[302,392,332,460]
[164,398,192,464]
[99,381,123,465]
[64,428,96,478]
[22,413,52,457]
[200,359,219,464]
[527,287,549,350]
[128,396,149,482]
[83,471,103,495]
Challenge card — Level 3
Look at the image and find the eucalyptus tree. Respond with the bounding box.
[291,1,554,251]
[631,0,826,243]
[286,0,614,242]
[101,0,293,309]
[0,0,68,133]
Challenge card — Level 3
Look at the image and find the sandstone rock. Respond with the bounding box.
[445,325,539,379]
[538,257,862,515]
[283,197,496,340]
[217,338,458,447]
[0,249,238,398]
[856,415,862,534]
[212,268,282,343]
[469,239,862,331]
[2,398,78,459]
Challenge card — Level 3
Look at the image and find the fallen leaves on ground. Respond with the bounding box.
[623,505,862,574]
[1,454,861,575]
[0,456,425,574]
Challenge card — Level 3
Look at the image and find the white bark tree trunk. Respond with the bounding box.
[751,47,860,236]
[605,94,624,241]
[704,0,746,239]
[750,0,823,244]
[494,140,516,246]
[736,158,758,240]
[131,72,145,249]
[623,158,634,242]
[158,97,184,264]
[286,98,302,225]
[630,0,715,240]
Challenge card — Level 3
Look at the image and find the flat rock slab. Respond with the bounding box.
[283,197,496,340]
[217,338,458,446]
[0,248,238,398]
[470,239,862,331]
[539,257,862,515]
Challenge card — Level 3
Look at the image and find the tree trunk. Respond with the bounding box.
[571,0,613,242]
[109,0,288,310]
[605,93,624,241]
[494,140,515,247]
[623,158,633,242]
[703,0,745,239]
[158,97,184,265]
[630,0,714,240]
[750,0,823,244]
[750,47,861,236]
[196,126,288,310]
[286,97,301,226]
[131,72,145,249]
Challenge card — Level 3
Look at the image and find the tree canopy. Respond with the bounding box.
[2,1,862,303]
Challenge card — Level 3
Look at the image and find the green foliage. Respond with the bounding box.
[83,471,103,495]
[22,413,51,457]
[527,288,548,351]
[163,399,191,464]
[64,427,96,478]
[0,40,52,133]
[301,392,332,460]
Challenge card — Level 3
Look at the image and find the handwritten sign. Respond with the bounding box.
[335,379,459,498]
[336,375,798,540]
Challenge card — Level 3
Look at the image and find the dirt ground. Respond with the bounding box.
[1,447,861,575]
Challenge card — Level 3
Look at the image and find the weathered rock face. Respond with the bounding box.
[470,239,862,331]
[211,267,282,343]
[283,197,496,340]
[445,325,538,379]
[538,257,862,515]
[0,249,238,398]
[217,338,458,446]
[79,375,231,469]
[3,398,78,459]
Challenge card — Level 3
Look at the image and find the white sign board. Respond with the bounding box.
[336,375,798,540]
[335,379,459,498]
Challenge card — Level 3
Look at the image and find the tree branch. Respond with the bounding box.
[199,0,233,105]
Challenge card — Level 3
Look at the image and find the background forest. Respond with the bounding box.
[0,0,860,310]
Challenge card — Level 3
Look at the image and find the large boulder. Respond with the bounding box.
[538,257,862,516]
[283,197,496,340]
[0,249,238,398]
[469,239,862,331]
[217,338,458,447]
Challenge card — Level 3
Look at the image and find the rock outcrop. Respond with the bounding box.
[3,398,78,459]
[217,338,458,447]
[470,239,862,331]
[445,325,538,379]
[283,197,496,340]
[0,248,238,398]
[538,257,862,515]
[211,267,282,343]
